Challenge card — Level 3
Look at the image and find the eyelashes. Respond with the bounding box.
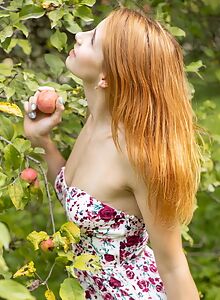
[91,32,95,45]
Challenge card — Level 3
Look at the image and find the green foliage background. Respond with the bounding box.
[0,0,219,299]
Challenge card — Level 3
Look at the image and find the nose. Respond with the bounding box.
[75,32,83,44]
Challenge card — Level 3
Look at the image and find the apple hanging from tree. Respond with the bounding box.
[20,168,38,183]
[40,238,55,252]
[37,90,58,114]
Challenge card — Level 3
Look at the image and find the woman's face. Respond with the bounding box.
[65,18,107,83]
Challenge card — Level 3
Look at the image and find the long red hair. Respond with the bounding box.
[102,7,205,228]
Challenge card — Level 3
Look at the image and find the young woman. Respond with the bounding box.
[23,7,202,300]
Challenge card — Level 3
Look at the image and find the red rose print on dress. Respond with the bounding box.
[156,284,163,292]
[104,254,115,262]
[103,293,114,300]
[109,276,122,288]
[149,263,157,273]
[93,276,107,292]
[126,269,135,279]
[126,235,141,247]
[137,279,149,292]
[149,277,155,285]
[98,205,117,221]
[54,167,167,299]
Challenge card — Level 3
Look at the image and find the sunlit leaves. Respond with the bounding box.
[80,0,96,7]
[8,180,26,210]
[50,30,67,52]
[45,289,56,300]
[0,63,13,77]
[73,6,94,22]
[47,8,65,29]
[73,253,102,272]
[0,102,23,117]
[26,231,50,250]
[13,261,36,278]
[19,5,45,20]
[0,26,13,43]
[60,221,81,244]
[63,13,81,34]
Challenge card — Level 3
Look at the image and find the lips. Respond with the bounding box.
[69,49,76,57]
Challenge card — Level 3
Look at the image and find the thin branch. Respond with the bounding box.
[0,135,56,234]
[42,262,56,285]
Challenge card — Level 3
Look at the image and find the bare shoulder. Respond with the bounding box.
[117,131,184,272]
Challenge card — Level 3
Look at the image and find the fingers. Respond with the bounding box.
[50,97,65,124]
[38,86,55,91]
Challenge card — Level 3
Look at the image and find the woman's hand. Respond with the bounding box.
[23,86,65,147]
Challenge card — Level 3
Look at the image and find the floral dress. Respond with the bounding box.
[54,166,167,300]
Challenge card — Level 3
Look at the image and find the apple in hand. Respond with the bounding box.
[40,239,54,252]
[37,90,58,114]
[20,168,38,183]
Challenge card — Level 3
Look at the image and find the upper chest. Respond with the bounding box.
[64,118,132,201]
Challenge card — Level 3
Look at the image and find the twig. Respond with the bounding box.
[35,272,49,289]
[0,135,56,234]
[42,262,56,285]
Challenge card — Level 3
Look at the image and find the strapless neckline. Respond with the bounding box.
[60,166,144,223]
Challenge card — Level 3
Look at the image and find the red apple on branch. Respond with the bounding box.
[40,239,54,252]
[20,168,38,183]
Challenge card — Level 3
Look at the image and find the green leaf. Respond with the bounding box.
[8,180,25,210]
[65,265,77,278]
[16,39,32,55]
[65,71,83,85]
[60,221,81,244]
[0,63,13,77]
[19,5,45,20]
[50,30,67,52]
[63,14,81,34]
[26,231,49,250]
[4,87,15,100]
[45,289,56,300]
[168,26,185,37]
[0,114,14,140]
[0,172,7,188]
[185,60,206,79]
[66,22,81,34]
[47,8,65,29]
[0,26,13,43]
[59,278,85,300]
[4,144,21,170]
[0,11,10,18]
[52,231,70,252]
[12,138,32,154]
[73,253,102,272]
[0,222,11,250]
[13,23,29,38]
[9,12,20,24]
[25,79,39,92]
[80,0,96,7]
[0,254,9,275]
[0,279,35,300]
[13,261,36,278]
[44,53,65,77]
[73,6,94,22]
[1,38,17,54]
